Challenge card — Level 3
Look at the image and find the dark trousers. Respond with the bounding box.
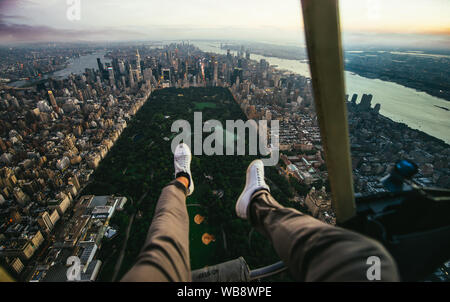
[121,181,399,281]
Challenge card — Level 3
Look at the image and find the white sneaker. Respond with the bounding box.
[236,159,270,219]
[174,143,194,196]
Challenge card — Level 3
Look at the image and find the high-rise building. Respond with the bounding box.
[162,68,171,83]
[128,65,135,88]
[0,138,6,152]
[231,68,243,85]
[37,211,54,233]
[9,258,24,275]
[118,60,126,74]
[135,49,142,81]
[23,181,37,196]
[97,58,104,73]
[48,90,57,109]
[143,68,153,82]
[259,59,269,73]
[64,134,76,151]
[13,187,29,206]
[305,187,331,219]
[359,94,373,111]
[227,49,232,61]
[50,209,60,226]
[73,124,83,137]
[108,66,115,86]
[112,57,119,75]
[69,174,81,191]
[213,58,218,86]
[10,208,22,223]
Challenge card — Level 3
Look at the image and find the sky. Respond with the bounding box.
[0,0,449,49]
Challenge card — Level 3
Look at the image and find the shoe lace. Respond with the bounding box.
[256,168,264,186]
[177,154,189,170]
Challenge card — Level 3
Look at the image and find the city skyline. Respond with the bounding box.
[0,0,449,49]
[0,41,448,282]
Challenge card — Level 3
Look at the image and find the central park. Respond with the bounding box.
[83,87,309,281]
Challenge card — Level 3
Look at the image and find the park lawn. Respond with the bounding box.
[186,203,219,270]
[83,87,300,281]
[194,102,217,110]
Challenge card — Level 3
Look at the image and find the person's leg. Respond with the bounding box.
[121,143,194,282]
[236,160,400,281]
[121,179,191,281]
[249,190,399,281]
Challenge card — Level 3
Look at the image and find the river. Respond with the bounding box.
[195,42,450,144]
[9,51,111,87]
[8,44,449,144]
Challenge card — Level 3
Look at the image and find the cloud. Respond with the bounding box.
[0,0,17,9]
[0,22,146,44]
[0,0,27,23]
[0,0,448,47]
[342,31,450,50]
[0,13,26,20]
[0,20,304,44]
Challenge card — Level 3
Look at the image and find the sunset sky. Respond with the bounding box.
[0,0,449,48]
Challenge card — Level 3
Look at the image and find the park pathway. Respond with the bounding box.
[111,191,149,281]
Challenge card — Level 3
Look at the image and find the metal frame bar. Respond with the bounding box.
[249,261,286,280]
[300,0,356,223]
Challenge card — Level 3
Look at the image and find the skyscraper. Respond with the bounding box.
[162,68,171,81]
[213,58,218,86]
[108,66,115,86]
[128,64,135,88]
[37,211,54,233]
[0,138,7,152]
[135,49,142,81]
[231,68,243,86]
[48,90,57,109]
[143,68,153,82]
[118,60,126,74]
[97,58,104,74]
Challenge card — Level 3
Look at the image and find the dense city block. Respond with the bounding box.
[0,42,448,281]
